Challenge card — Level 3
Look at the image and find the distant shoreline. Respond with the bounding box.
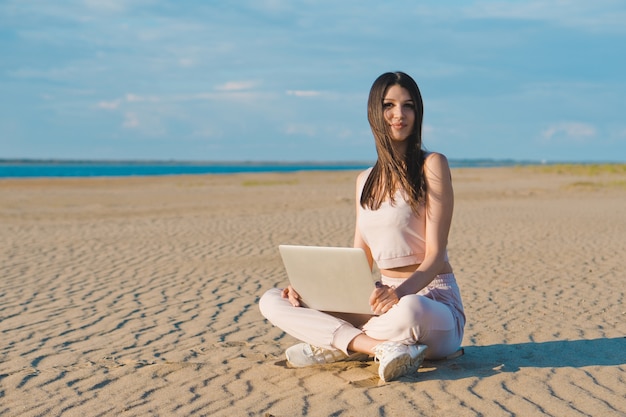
[1,157,623,165]
[1,159,623,179]
[0,159,373,166]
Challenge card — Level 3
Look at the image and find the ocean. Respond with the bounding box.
[0,159,536,179]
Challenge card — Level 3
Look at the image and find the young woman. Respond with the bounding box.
[259,72,465,382]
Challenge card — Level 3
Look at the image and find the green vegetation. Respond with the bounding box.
[566,180,626,190]
[520,163,626,191]
[532,163,626,176]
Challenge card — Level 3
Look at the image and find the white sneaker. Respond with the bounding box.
[285,343,368,368]
[373,341,428,382]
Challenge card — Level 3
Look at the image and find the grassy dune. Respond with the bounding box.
[531,163,626,176]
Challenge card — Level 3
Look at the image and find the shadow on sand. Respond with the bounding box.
[420,336,626,381]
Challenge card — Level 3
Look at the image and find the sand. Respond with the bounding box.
[1,166,625,417]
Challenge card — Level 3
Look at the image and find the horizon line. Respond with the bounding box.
[1,158,624,166]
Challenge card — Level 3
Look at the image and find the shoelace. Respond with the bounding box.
[308,345,344,363]
[372,342,404,363]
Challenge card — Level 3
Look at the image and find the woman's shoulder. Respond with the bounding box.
[357,166,374,182]
[423,152,451,180]
[424,151,450,169]
[424,151,448,163]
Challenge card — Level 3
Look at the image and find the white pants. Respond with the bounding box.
[259,273,465,359]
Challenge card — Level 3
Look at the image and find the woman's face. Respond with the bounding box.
[383,85,415,142]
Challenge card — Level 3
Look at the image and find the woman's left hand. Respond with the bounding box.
[369,283,399,315]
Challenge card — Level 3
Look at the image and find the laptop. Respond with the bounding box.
[278,244,378,315]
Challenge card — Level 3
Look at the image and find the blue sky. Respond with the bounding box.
[1,1,625,162]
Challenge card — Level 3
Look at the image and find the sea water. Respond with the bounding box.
[0,159,535,179]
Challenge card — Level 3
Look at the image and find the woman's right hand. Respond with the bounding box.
[281,285,302,307]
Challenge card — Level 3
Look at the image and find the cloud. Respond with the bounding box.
[95,89,270,114]
[118,110,166,135]
[610,126,626,140]
[215,81,258,91]
[286,90,322,97]
[122,112,139,128]
[96,93,158,109]
[478,0,626,33]
[422,124,435,136]
[82,0,130,14]
[541,122,597,143]
[178,58,194,68]
[125,93,160,103]
[284,124,316,137]
[97,100,121,110]
[192,128,222,138]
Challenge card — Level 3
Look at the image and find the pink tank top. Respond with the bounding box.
[356,167,447,269]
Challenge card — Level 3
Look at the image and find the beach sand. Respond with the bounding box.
[1,166,625,416]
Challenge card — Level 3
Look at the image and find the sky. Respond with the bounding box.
[1,0,625,163]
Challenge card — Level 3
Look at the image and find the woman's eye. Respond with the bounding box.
[383,102,393,109]
[404,103,415,109]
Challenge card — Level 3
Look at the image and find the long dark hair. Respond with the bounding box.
[361,71,427,213]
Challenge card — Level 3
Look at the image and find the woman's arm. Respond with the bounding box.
[353,170,374,270]
[395,152,454,298]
